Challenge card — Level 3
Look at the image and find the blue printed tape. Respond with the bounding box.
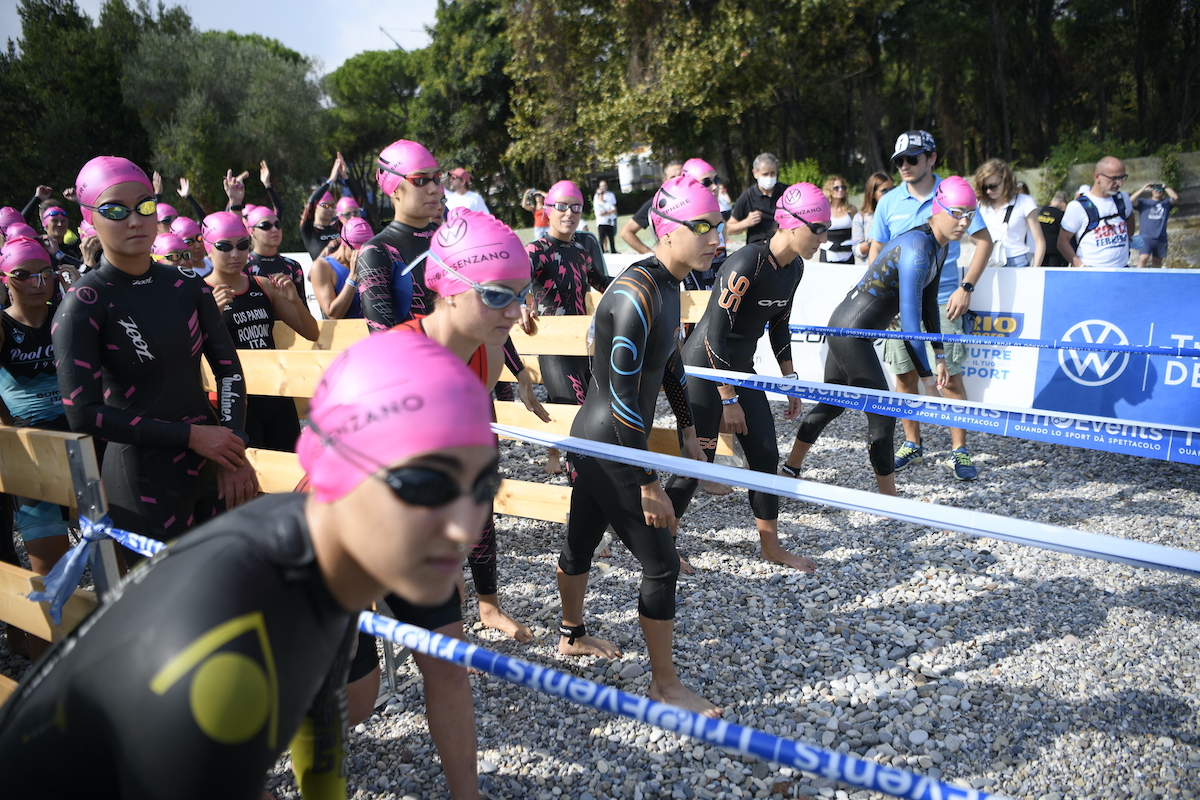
[360,612,1007,800]
[789,324,1200,359]
[492,423,1200,577]
[686,367,1200,466]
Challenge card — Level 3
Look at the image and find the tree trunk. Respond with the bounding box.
[991,0,1013,162]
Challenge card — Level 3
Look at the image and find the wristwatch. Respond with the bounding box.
[783,372,799,381]
[960,282,975,293]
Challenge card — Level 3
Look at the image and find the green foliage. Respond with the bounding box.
[1037,137,1141,205]
[779,159,823,187]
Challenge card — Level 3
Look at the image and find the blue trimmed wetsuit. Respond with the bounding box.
[793,224,945,475]
[320,256,363,319]
[559,257,693,621]
[666,240,802,521]
[0,493,357,800]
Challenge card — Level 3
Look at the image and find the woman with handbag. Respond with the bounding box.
[973,159,1044,268]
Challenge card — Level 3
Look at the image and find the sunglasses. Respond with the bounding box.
[254,220,283,231]
[892,154,924,167]
[784,213,831,235]
[831,185,847,191]
[210,238,251,252]
[1101,173,1128,182]
[318,202,336,210]
[550,201,583,213]
[379,163,444,188]
[154,251,192,262]
[651,209,721,236]
[8,266,54,282]
[337,210,359,218]
[410,250,532,309]
[80,197,157,221]
[699,176,722,187]
[982,182,1001,192]
[943,207,976,220]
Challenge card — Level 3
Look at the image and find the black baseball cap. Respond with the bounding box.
[892,131,937,159]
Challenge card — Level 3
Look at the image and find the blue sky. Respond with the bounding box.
[0,0,438,75]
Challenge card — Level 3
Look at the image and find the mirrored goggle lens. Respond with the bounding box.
[95,198,158,221]
[551,202,583,213]
[9,267,54,282]
[478,284,532,309]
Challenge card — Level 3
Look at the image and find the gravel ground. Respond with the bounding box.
[4,403,1198,800]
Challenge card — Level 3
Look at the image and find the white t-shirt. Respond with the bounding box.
[978,193,1038,258]
[445,190,489,215]
[594,191,617,226]
[1061,190,1132,269]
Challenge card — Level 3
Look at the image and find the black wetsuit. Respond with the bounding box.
[52,258,247,541]
[300,181,343,260]
[0,493,357,800]
[247,250,306,297]
[221,276,301,452]
[526,235,611,405]
[793,225,944,475]
[666,241,802,521]
[356,221,434,331]
[560,258,693,621]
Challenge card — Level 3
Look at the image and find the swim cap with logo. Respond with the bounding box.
[544,180,583,207]
[296,330,495,503]
[6,223,39,240]
[377,139,438,197]
[171,216,201,240]
[0,237,51,274]
[151,233,189,260]
[201,211,249,253]
[156,203,179,223]
[649,176,721,238]
[931,176,977,216]
[336,196,361,215]
[682,158,717,179]
[79,221,97,238]
[0,207,23,234]
[774,183,831,230]
[74,156,153,224]
[340,217,374,249]
[424,211,529,297]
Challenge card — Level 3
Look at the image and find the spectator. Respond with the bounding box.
[850,172,894,266]
[619,160,684,253]
[1016,181,1031,195]
[446,168,489,214]
[593,180,618,253]
[1129,181,1178,268]
[521,188,549,239]
[727,153,786,244]
[819,175,857,263]
[1037,192,1070,266]
[717,183,733,221]
[1058,156,1136,269]
[972,158,1044,267]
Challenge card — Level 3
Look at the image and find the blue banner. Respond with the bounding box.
[1033,271,1200,427]
[685,367,1200,467]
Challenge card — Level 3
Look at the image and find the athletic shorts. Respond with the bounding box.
[882,303,967,377]
[348,588,464,682]
[1140,237,1168,258]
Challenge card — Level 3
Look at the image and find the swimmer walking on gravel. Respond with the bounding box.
[556,176,721,718]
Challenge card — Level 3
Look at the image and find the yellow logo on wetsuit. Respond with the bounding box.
[149,612,280,747]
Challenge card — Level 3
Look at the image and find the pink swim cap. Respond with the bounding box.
[774,183,831,230]
[650,176,721,238]
[171,216,201,240]
[545,180,583,207]
[340,217,374,249]
[425,211,529,297]
[318,190,335,206]
[241,204,259,222]
[201,211,249,253]
[6,223,38,240]
[151,232,189,258]
[682,158,717,179]
[156,203,179,222]
[246,206,277,229]
[932,176,977,216]
[74,156,153,224]
[296,330,496,503]
[377,139,438,197]
[336,196,360,215]
[0,237,51,273]
[79,221,97,238]
[0,207,23,233]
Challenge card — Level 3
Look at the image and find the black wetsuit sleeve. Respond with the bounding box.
[185,195,206,220]
[605,286,659,483]
[356,241,398,333]
[503,337,525,376]
[300,181,331,242]
[200,288,249,430]
[768,301,795,366]
[897,239,940,377]
[20,195,39,226]
[53,293,192,448]
[267,186,284,219]
[585,242,613,291]
[661,348,694,430]
[290,622,355,800]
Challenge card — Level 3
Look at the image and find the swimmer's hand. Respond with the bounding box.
[680,425,706,462]
[218,460,260,509]
[935,361,949,391]
[189,425,245,471]
[784,396,804,421]
[516,368,552,423]
[640,482,675,530]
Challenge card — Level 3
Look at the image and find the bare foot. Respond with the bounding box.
[678,554,696,575]
[762,546,816,572]
[649,679,723,718]
[700,480,732,496]
[559,634,622,658]
[544,447,562,475]
[479,606,534,643]
[596,545,612,558]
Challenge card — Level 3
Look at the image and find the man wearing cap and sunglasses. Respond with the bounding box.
[445,167,490,215]
[868,130,993,482]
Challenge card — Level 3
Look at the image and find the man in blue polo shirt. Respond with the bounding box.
[867,130,993,481]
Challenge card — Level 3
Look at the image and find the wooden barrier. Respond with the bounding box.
[0,427,102,704]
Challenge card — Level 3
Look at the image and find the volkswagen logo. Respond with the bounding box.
[1058,319,1129,387]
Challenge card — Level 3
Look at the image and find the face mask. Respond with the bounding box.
[757,175,778,192]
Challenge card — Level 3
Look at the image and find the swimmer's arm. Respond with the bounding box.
[605,289,656,481]
[661,348,694,430]
[198,284,249,431]
[896,246,936,377]
[768,301,795,366]
[356,244,397,332]
[291,628,353,800]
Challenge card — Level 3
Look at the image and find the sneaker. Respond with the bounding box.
[950,447,978,481]
[893,441,924,470]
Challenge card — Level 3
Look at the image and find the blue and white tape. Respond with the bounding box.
[789,324,1200,359]
[360,612,1007,800]
[686,366,1200,466]
[492,423,1200,577]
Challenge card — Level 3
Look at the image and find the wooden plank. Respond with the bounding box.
[508,316,592,356]
[202,350,340,397]
[247,448,306,494]
[0,674,16,705]
[273,320,369,352]
[0,427,90,508]
[0,561,96,642]
[680,290,711,324]
[493,479,569,524]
